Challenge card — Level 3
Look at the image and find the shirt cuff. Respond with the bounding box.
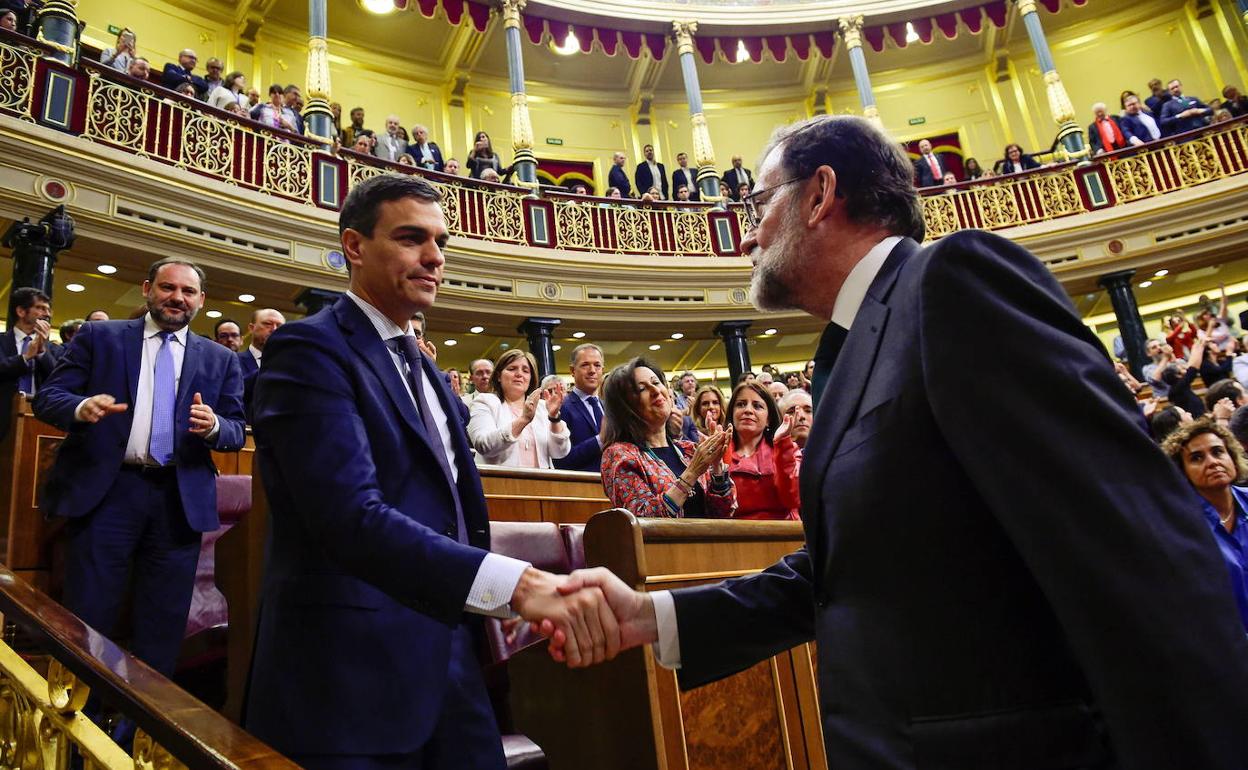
[465,552,531,619]
[650,590,682,669]
[73,398,89,422]
[204,416,220,443]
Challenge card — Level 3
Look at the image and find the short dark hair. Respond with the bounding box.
[339,173,442,238]
[59,319,82,342]
[601,356,669,448]
[1230,405,1248,449]
[11,287,49,313]
[763,115,924,241]
[1206,379,1244,411]
[213,318,240,336]
[1149,406,1186,443]
[284,84,300,94]
[147,258,206,289]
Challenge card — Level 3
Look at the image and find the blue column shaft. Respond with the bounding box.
[309,0,326,37]
[1021,11,1055,72]
[847,46,876,110]
[680,52,704,115]
[505,27,526,95]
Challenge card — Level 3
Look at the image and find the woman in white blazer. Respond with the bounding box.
[468,349,570,468]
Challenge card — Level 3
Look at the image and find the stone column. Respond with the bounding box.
[500,0,537,185]
[1097,269,1148,378]
[1,206,74,329]
[1013,0,1088,162]
[295,287,342,316]
[518,318,561,380]
[302,0,335,148]
[713,320,753,387]
[33,0,81,66]
[838,16,882,127]
[672,22,722,202]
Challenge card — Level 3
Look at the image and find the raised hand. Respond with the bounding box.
[521,388,541,423]
[773,414,793,444]
[188,392,217,436]
[509,567,620,668]
[544,380,566,419]
[688,424,731,478]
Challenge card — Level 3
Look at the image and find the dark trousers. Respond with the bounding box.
[62,466,201,677]
[291,626,507,770]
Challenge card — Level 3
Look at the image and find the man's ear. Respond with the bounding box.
[806,166,838,229]
[342,229,365,271]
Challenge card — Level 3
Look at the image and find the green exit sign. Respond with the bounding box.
[545,137,563,146]
[107,24,122,34]
[908,117,926,126]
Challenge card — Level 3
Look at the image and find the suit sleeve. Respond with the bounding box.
[254,326,486,624]
[553,434,601,471]
[32,323,95,431]
[918,231,1248,769]
[210,351,246,451]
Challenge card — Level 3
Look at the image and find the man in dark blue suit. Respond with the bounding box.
[35,259,245,677]
[405,124,445,172]
[0,287,63,441]
[553,343,605,473]
[236,307,284,421]
[608,151,632,198]
[243,174,620,770]
[160,49,208,98]
[1159,78,1212,136]
[1119,93,1162,146]
[634,144,668,199]
[557,115,1248,769]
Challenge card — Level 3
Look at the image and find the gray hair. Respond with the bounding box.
[1091,102,1107,112]
[759,115,923,241]
[570,342,604,365]
[540,374,563,389]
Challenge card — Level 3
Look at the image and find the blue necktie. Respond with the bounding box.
[587,395,603,430]
[17,335,32,394]
[389,335,468,544]
[150,331,176,465]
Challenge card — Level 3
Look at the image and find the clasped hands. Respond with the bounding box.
[507,566,658,668]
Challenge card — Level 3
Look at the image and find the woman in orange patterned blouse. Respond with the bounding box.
[599,357,736,518]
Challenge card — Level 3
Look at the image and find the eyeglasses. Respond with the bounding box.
[742,177,804,229]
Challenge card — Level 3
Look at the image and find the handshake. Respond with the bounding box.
[507,567,659,668]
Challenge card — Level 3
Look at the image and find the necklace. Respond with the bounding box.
[1220,510,1236,527]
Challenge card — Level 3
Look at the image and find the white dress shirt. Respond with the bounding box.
[647,161,661,193]
[651,235,903,668]
[247,344,262,368]
[345,291,528,617]
[10,326,35,394]
[1132,111,1161,143]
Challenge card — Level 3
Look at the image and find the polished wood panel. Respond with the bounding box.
[508,510,825,770]
[479,465,609,524]
[0,397,66,590]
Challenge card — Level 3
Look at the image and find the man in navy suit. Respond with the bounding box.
[670,152,699,202]
[160,49,208,98]
[1159,79,1212,136]
[243,174,620,770]
[722,155,754,201]
[911,138,946,187]
[634,144,668,199]
[1119,93,1162,146]
[0,287,62,440]
[555,115,1248,769]
[404,124,445,172]
[237,307,284,421]
[608,151,632,198]
[35,259,246,677]
[553,343,605,473]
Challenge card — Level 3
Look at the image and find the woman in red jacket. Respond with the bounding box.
[725,380,800,520]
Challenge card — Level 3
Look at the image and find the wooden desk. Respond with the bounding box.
[0,397,66,592]
[479,465,608,524]
[507,511,825,770]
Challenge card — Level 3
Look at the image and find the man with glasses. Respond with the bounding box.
[160,49,207,98]
[213,318,243,352]
[550,114,1248,769]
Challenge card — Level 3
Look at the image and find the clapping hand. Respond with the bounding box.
[417,337,437,362]
[1213,397,1236,421]
[688,421,731,478]
[773,414,793,444]
[543,380,566,420]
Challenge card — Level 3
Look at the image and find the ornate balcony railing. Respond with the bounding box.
[1,29,1245,260]
[0,562,295,770]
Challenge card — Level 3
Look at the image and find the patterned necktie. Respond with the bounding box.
[150,331,177,465]
[811,322,849,412]
[17,335,32,394]
[388,335,468,544]
[587,395,603,430]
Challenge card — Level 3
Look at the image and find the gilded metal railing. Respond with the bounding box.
[0,564,296,770]
[2,31,1247,257]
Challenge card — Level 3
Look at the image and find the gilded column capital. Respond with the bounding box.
[690,111,716,169]
[672,20,698,56]
[1043,69,1075,123]
[511,91,534,151]
[1014,0,1038,17]
[837,15,864,49]
[305,35,332,101]
[499,0,525,30]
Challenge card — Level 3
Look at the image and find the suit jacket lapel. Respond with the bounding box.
[124,319,144,406]
[333,298,427,441]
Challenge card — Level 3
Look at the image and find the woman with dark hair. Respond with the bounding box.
[209,70,248,111]
[1000,143,1040,174]
[467,348,569,468]
[963,157,985,180]
[725,380,800,520]
[600,357,735,518]
[1161,418,1248,632]
[1149,405,1193,443]
[100,28,136,72]
[466,130,503,180]
[681,384,724,443]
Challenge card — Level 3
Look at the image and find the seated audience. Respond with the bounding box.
[349,133,372,154]
[1232,405,1248,449]
[374,114,407,163]
[608,151,632,197]
[599,357,734,518]
[723,155,753,200]
[569,182,589,195]
[209,71,247,111]
[252,84,298,133]
[405,124,444,171]
[161,49,207,98]
[1000,143,1040,174]
[1119,93,1162,145]
[605,187,622,200]
[640,186,660,203]
[174,82,197,98]
[725,381,799,520]
[1224,86,1248,118]
[1159,79,1212,136]
[674,184,691,201]
[681,384,724,444]
[467,348,569,468]
[963,157,985,180]
[1088,102,1129,155]
[767,380,789,401]
[941,171,958,186]
[443,158,461,176]
[1212,108,1233,124]
[634,144,668,199]
[1161,419,1248,633]
[0,9,16,31]
[1150,405,1192,443]
[912,139,948,187]
[479,167,501,183]
[224,102,247,117]
[466,131,503,180]
[1206,379,1246,427]
[1162,330,1212,416]
[100,28,136,73]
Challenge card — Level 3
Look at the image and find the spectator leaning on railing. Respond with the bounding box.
[1120,93,1162,145]
[0,9,17,31]
[161,49,207,99]
[251,84,298,134]
[1088,102,1129,156]
[1159,78,1212,136]
[99,27,136,73]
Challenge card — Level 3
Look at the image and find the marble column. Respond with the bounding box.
[518,318,561,380]
[33,0,80,66]
[714,320,753,387]
[1013,0,1088,162]
[838,16,882,126]
[302,0,335,149]
[2,206,74,328]
[672,22,722,201]
[501,0,537,185]
[1097,269,1148,378]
